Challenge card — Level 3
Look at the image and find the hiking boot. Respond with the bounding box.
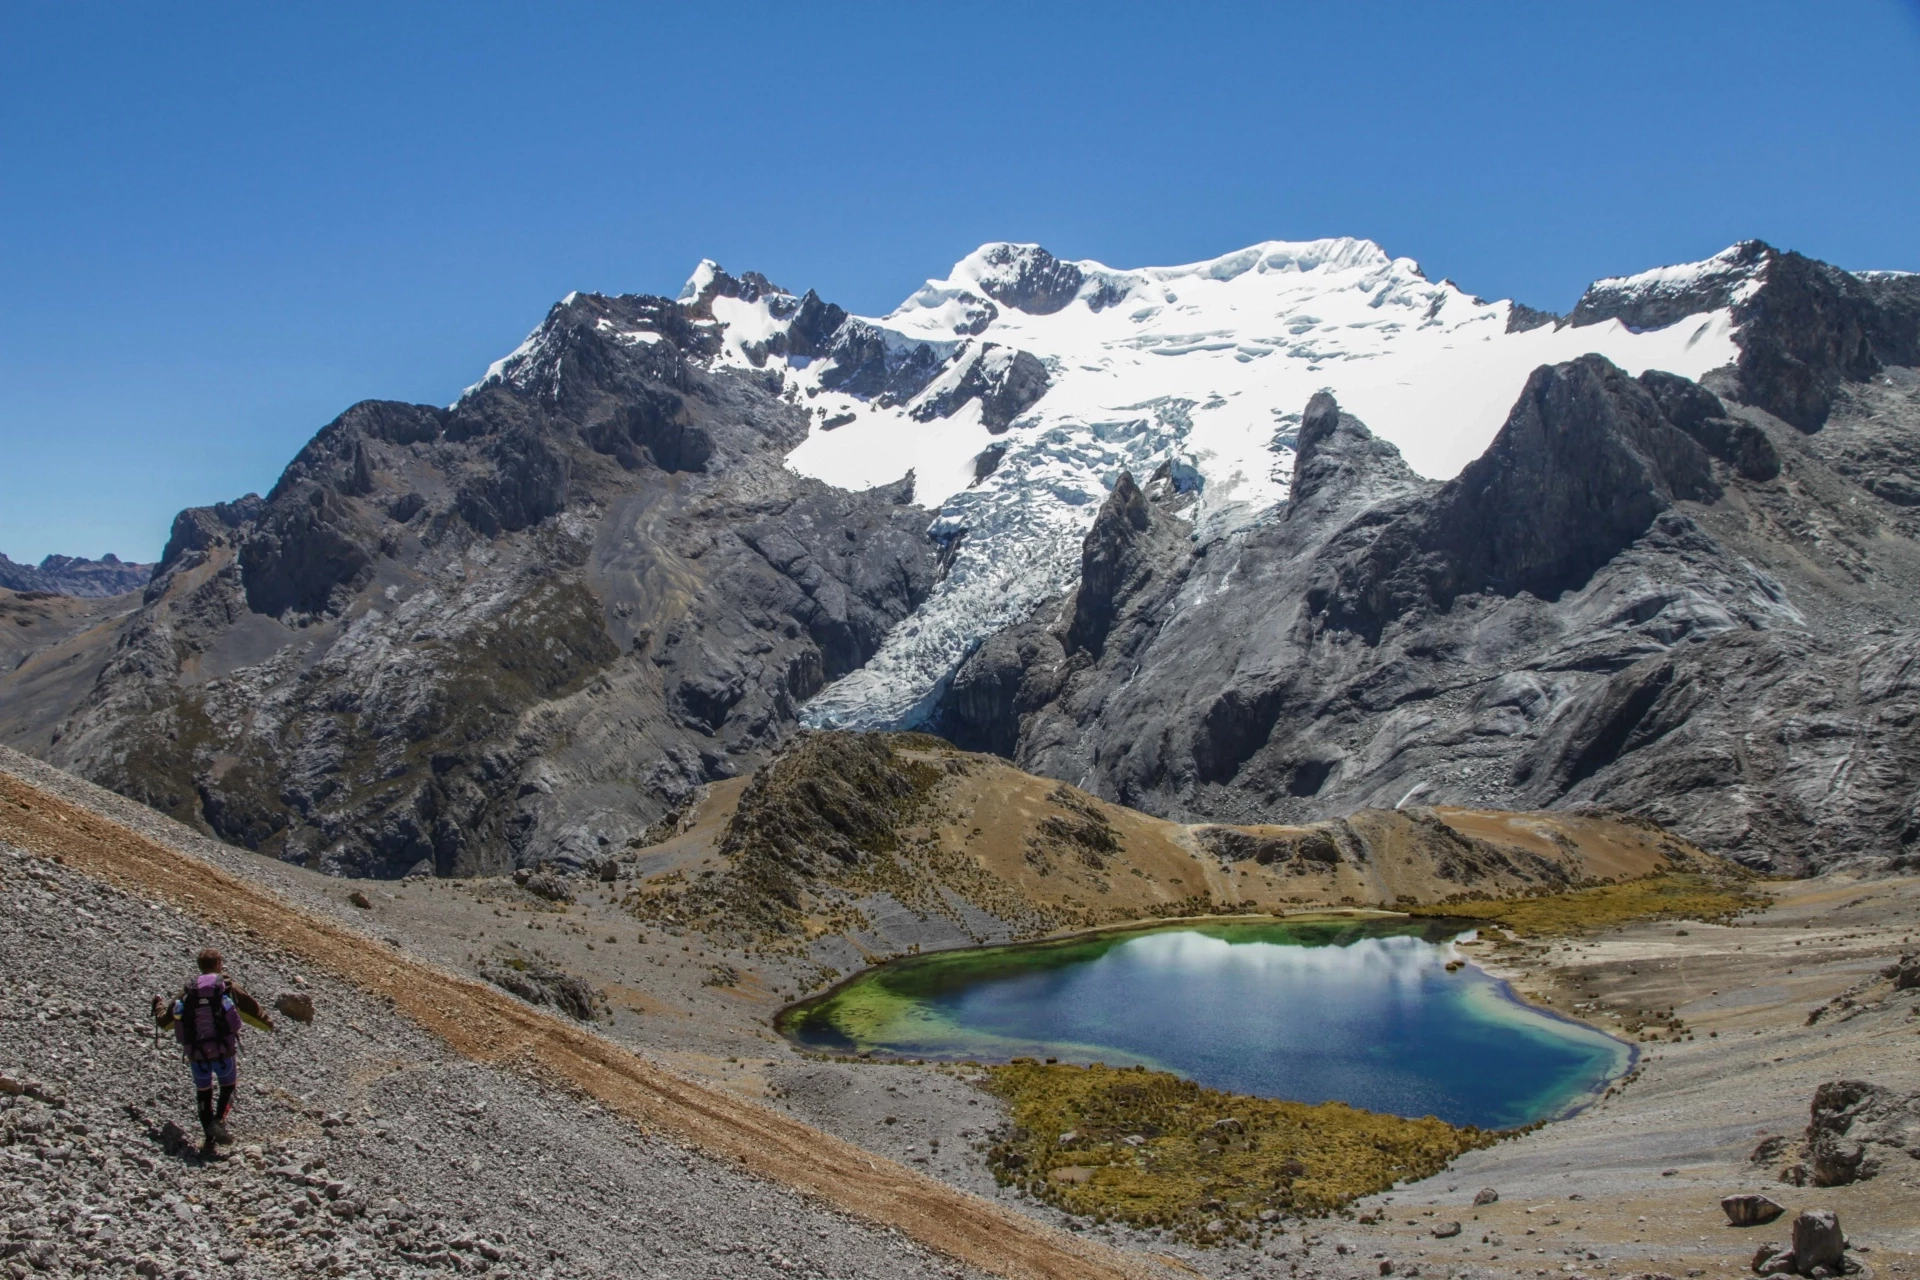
[199,1133,221,1160]
[211,1120,234,1145]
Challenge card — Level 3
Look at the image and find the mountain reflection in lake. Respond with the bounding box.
[779,917,1632,1129]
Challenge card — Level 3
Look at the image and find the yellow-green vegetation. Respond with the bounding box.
[1411,870,1769,936]
[980,1061,1499,1245]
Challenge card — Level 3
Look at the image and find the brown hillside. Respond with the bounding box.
[621,732,1715,952]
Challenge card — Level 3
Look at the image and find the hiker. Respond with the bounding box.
[152,948,245,1157]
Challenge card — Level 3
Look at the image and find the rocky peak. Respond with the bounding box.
[1567,240,1920,431]
[780,290,850,360]
[907,343,1051,433]
[1065,471,1164,658]
[965,243,1092,316]
[1567,241,1772,333]
[677,260,791,319]
[1287,391,1420,511]
[1731,249,1888,431]
[1318,354,1719,638]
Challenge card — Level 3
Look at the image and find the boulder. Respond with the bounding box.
[1723,1194,1787,1226]
[1751,1210,1854,1278]
[1882,954,1919,991]
[1790,1209,1845,1275]
[348,890,372,910]
[273,992,315,1024]
[1808,1080,1920,1186]
[480,959,603,1022]
[1472,1187,1499,1206]
[1431,1221,1462,1239]
[522,872,571,903]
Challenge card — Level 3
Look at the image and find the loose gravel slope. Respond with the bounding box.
[0,750,1162,1280]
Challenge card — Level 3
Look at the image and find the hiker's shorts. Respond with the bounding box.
[190,1057,237,1090]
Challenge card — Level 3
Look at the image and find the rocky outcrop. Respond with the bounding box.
[1807,1080,1920,1186]
[908,344,1051,433]
[970,244,1095,316]
[481,955,605,1021]
[1752,1209,1854,1277]
[0,553,154,598]
[1638,370,1781,482]
[1066,471,1156,656]
[2,286,939,878]
[937,620,1067,758]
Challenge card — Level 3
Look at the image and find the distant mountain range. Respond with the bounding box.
[0,553,152,597]
[1,237,1914,878]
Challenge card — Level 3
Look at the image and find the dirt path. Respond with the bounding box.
[0,767,1166,1280]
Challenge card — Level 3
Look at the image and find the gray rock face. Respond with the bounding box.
[2,287,939,878]
[0,553,153,597]
[968,243,1114,316]
[930,339,1920,872]
[1317,355,1718,643]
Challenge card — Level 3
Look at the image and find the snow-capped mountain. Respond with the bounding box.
[637,238,1754,728]
[8,229,1915,878]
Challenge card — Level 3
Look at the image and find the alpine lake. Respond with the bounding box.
[778,915,1634,1130]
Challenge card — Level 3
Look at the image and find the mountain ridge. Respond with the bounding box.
[1,234,1915,877]
[0,552,153,597]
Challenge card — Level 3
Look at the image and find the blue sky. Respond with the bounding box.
[2,2,1917,563]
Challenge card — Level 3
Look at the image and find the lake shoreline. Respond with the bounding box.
[780,913,1632,1130]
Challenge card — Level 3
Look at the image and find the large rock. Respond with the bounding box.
[1808,1080,1920,1186]
[1722,1194,1787,1227]
[1790,1209,1846,1275]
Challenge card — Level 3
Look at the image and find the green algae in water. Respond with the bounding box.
[780,916,1631,1129]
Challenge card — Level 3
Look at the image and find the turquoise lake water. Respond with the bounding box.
[780,917,1633,1129]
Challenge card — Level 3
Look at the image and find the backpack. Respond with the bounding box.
[176,975,237,1062]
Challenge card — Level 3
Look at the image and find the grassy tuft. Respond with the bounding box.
[980,1062,1499,1245]
[1409,871,1769,937]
